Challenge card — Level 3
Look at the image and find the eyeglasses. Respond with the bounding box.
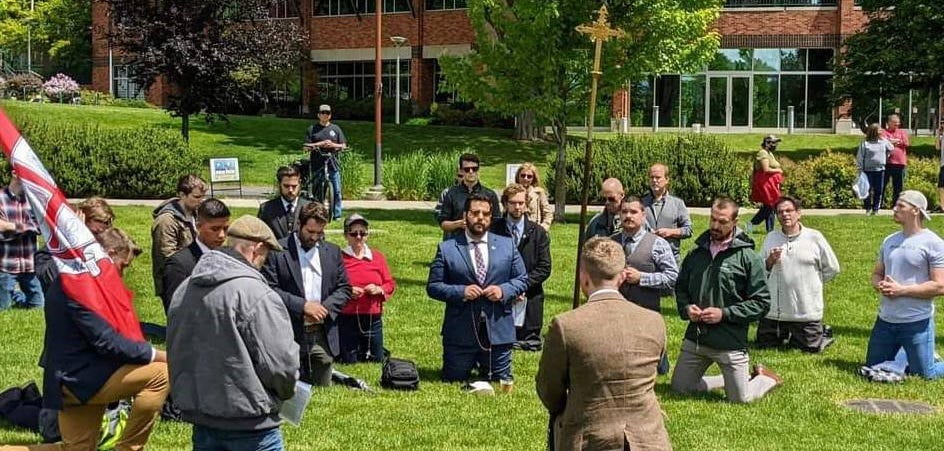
[347,231,368,238]
[319,111,331,115]
[462,166,480,173]
[519,173,534,180]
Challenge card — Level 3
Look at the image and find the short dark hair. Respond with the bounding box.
[620,195,642,208]
[197,198,231,222]
[775,195,802,211]
[464,193,493,213]
[298,201,329,226]
[459,153,480,167]
[276,166,300,183]
[712,196,739,218]
[176,174,206,195]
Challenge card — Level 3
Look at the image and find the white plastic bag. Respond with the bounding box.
[279,380,312,426]
[853,172,870,200]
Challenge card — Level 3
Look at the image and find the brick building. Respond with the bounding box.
[90,0,940,133]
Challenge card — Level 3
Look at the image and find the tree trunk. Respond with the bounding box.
[552,118,568,223]
[181,114,190,142]
[512,110,544,141]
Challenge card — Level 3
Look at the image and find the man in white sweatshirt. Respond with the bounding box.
[756,196,840,353]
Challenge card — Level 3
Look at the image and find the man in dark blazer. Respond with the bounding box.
[258,165,311,240]
[537,237,671,451]
[427,193,529,382]
[263,201,351,386]
[490,183,552,351]
[161,198,231,311]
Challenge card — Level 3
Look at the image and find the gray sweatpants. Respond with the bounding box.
[670,339,777,403]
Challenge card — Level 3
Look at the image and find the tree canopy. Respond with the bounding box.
[106,0,308,139]
[832,0,944,130]
[439,0,722,219]
[0,0,92,81]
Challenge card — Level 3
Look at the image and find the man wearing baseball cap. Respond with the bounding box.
[167,215,299,449]
[305,104,347,221]
[864,190,944,380]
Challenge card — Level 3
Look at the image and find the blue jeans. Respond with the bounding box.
[442,343,512,382]
[0,272,43,310]
[864,170,885,212]
[750,204,775,232]
[865,317,944,379]
[328,170,342,219]
[337,314,384,363]
[192,425,283,451]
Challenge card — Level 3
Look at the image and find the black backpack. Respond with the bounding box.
[381,357,420,391]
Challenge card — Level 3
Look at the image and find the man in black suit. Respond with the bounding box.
[258,166,311,240]
[490,183,552,351]
[263,202,351,386]
[161,198,231,311]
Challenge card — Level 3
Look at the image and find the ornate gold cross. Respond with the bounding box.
[575,6,625,76]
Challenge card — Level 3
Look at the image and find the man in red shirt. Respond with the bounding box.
[881,113,910,209]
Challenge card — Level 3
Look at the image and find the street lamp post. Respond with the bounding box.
[27,0,34,73]
[390,36,407,125]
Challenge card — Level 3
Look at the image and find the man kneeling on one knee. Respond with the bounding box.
[670,197,782,403]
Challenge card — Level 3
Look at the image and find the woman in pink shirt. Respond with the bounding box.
[881,113,910,208]
[337,214,396,363]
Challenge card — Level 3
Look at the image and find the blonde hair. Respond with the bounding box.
[580,237,625,284]
[516,163,543,188]
[96,227,141,260]
[866,123,881,142]
[78,197,115,226]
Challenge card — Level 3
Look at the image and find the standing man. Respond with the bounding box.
[757,196,840,353]
[642,163,692,261]
[490,184,552,351]
[864,190,944,379]
[881,113,910,209]
[0,173,43,309]
[536,237,671,451]
[612,196,678,313]
[263,202,351,386]
[258,166,311,240]
[671,197,781,403]
[168,216,299,450]
[585,178,624,239]
[305,104,347,221]
[151,174,206,301]
[427,193,528,382]
[162,198,231,311]
[438,153,501,239]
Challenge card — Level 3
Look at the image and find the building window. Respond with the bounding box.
[314,0,411,16]
[724,0,837,7]
[316,60,410,100]
[432,60,458,103]
[270,0,299,18]
[426,0,467,10]
[112,65,143,100]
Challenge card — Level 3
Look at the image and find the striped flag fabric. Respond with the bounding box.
[0,108,144,341]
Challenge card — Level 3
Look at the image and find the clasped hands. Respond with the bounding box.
[686,305,723,324]
[464,284,504,302]
[876,275,903,298]
[303,301,329,323]
[351,284,383,298]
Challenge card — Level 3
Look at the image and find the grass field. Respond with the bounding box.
[0,206,943,450]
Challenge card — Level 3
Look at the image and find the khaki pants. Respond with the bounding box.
[1,362,169,451]
[670,339,777,403]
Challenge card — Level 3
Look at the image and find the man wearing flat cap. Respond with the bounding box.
[167,215,299,449]
[263,202,352,386]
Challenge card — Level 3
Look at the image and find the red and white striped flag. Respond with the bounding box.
[0,108,144,341]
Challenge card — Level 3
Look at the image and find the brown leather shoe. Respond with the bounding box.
[752,364,782,385]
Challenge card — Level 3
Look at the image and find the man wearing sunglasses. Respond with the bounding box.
[304,104,347,221]
[585,178,624,240]
[437,153,501,240]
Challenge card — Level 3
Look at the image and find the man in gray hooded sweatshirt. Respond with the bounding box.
[168,215,299,450]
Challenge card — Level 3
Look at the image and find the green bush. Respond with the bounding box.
[781,151,859,208]
[429,103,513,128]
[547,134,750,207]
[384,152,430,200]
[78,89,155,109]
[426,150,464,200]
[339,150,368,199]
[5,73,43,99]
[6,117,200,198]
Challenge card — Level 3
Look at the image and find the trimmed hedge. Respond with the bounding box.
[3,116,200,198]
[547,134,751,207]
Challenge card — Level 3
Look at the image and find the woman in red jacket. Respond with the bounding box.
[337,213,396,363]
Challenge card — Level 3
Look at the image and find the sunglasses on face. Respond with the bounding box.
[319,111,331,115]
[347,231,368,238]
[462,166,480,173]
[519,173,534,180]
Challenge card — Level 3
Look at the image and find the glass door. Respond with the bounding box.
[706,75,752,131]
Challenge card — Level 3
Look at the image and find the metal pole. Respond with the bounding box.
[787,105,795,134]
[652,105,660,133]
[373,0,383,188]
[395,52,401,124]
[27,0,34,74]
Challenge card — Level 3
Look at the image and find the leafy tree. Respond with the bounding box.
[0,0,92,81]
[832,0,944,132]
[439,0,722,221]
[105,0,308,139]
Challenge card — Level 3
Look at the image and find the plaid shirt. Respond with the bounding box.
[0,187,38,274]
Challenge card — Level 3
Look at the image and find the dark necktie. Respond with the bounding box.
[511,225,520,247]
[472,241,487,285]
[286,203,295,231]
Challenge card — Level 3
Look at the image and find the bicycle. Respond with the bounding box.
[296,145,335,218]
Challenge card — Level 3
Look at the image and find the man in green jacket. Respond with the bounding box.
[670,196,782,403]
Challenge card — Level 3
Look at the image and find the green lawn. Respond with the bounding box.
[1,206,943,450]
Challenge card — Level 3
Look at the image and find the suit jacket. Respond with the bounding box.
[536,290,671,451]
[426,232,529,347]
[262,234,351,356]
[257,197,312,241]
[161,241,204,311]
[490,217,552,300]
[41,277,153,410]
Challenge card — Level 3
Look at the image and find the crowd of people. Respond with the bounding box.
[1,111,944,450]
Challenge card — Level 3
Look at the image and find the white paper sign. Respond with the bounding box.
[209,158,240,183]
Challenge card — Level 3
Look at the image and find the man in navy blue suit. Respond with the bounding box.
[427,193,529,383]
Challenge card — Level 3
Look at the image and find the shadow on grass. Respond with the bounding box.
[823,357,864,375]
[654,382,726,402]
[343,208,439,228]
[828,325,873,340]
